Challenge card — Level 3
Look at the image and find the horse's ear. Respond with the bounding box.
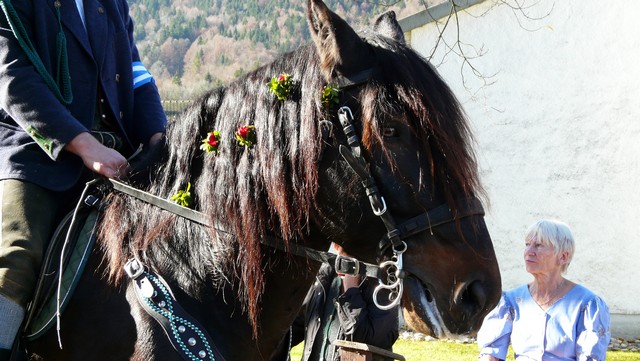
[373,11,405,44]
[307,0,375,80]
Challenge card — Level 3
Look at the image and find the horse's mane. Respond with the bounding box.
[98,32,482,336]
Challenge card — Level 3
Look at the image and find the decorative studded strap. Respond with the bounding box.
[125,259,225,361]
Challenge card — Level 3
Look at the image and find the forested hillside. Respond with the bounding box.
[128,0,425,98]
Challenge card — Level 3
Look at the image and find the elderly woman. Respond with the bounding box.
[477,219,610,361]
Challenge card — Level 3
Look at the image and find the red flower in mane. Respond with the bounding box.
[235,125,256,148]
[200,130,221,154]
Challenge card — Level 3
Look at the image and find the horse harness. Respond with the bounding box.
[108,75,486,360]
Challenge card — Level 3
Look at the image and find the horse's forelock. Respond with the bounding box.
[360,36,485,206]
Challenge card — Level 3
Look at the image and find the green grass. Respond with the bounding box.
[289,339,640,360]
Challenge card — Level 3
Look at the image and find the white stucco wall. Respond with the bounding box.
[402,0,640,333]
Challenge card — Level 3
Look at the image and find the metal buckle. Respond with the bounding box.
[84,194,101,208]
[372,196,387,216]
[334,255,360,276]
[124,258,145,279]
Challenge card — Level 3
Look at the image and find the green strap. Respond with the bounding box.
[0,0,73,105]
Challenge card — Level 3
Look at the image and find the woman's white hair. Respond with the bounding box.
[525,219,575,273]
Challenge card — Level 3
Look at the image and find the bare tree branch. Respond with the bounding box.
[414,0,552,94]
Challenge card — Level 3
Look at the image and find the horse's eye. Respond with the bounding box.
[382,127,398,137]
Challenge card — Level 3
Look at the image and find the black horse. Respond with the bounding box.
[26,0,501,359]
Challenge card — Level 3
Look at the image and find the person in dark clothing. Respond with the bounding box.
[0,1,166,358]
[272,243,399,361]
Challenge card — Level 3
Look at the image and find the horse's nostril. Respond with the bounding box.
[422,281,434,303]
[457,280,487,314]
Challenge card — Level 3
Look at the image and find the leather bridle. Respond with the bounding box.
[332,105,486,309]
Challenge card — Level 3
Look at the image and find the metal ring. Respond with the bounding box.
[373,281,403,310]
[392,240,407,254]
[377,260,402,288]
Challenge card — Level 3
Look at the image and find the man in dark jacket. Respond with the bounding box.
[272,243,399,361]
[0,1,166,358]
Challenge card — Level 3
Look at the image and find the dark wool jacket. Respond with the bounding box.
[271,263,399,361]
[0,0,166,191]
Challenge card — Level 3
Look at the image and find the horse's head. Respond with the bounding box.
[306,0,502,338]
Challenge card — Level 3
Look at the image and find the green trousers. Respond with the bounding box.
[0,180,80,307]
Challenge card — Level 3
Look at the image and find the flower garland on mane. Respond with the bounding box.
[173,73,341,208]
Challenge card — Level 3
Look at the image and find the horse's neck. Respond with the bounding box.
[253,255,322,357]
[196,255,321,359]
[163,245,323,360]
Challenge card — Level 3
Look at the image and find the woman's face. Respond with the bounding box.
[523,238,561,275]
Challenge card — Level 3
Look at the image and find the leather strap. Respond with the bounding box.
[274,238,381,279]
[109,179,209,226]
[125,259,225,361]
[108,179,383,280]
[332,68,374,89]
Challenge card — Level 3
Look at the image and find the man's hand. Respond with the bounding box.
[65,132,128,179]
[341,274,361,291]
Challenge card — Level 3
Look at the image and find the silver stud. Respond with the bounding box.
[198,350,207,358]
[153,291,158,298]
[178,325,186,333]
[158,301,166,308]
[188,337,197,346]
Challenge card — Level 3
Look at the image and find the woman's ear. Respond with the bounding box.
[558,251,569,265]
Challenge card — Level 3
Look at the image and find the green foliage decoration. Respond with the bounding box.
[171,182,193,208]
[321,84,340,110]
[268,73,294,101]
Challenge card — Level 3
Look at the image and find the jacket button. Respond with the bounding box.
[115,74,120,82]
[119,111,123,119]
[98,7,104,14]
